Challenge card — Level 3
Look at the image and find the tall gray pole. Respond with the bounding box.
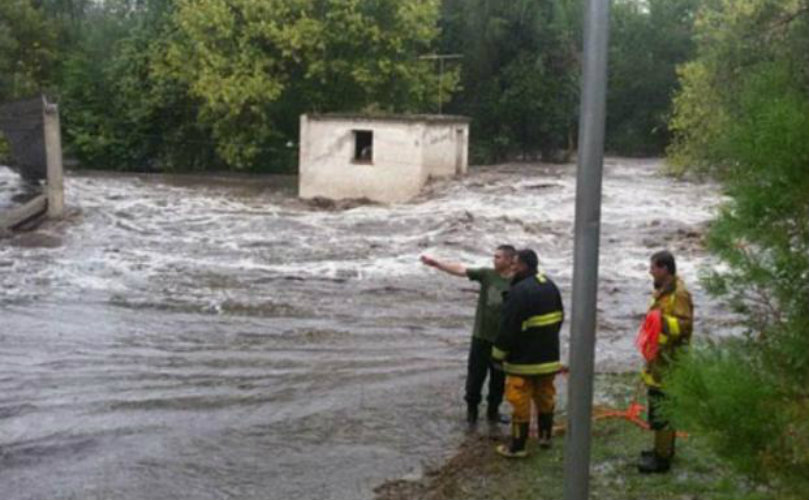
[563,0,610,499]
[42,96,65,218]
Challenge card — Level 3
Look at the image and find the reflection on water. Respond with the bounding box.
[0,160,733,499]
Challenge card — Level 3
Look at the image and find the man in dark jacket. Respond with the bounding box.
[492,249,564,458]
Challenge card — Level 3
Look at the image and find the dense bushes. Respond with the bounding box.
[664,1,809,495]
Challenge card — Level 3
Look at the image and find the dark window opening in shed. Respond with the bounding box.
[353,130,373,163]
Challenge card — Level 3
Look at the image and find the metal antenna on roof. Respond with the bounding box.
[419,54,462,114]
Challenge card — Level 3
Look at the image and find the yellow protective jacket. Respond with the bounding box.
[641,277,694,388]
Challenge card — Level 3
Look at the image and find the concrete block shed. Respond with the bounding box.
[298,113,469,203]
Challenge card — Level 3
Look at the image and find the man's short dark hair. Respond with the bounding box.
[497,244,517,258]
[517,249,539,272]
[651,250,676,275]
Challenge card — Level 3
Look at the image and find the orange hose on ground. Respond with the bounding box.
[533,367,688,438]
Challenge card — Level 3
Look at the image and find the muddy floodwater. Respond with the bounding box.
[0,159,734,500]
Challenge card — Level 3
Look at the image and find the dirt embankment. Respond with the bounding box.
[374,433,498,500]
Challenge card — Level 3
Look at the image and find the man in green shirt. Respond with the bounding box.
[421,245,516,426]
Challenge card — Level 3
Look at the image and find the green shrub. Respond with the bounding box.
[0,131,9,164]
[664,341,786,480]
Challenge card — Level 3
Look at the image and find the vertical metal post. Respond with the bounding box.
[563,0,610,499]
[418,54,462,115]
[42,96,65,218]
[438,57,444,115]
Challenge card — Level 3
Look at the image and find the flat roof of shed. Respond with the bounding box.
[305,113,470,125]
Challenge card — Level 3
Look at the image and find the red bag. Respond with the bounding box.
[635,309,662,362]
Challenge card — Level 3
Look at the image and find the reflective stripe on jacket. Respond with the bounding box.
[492,273,564,376]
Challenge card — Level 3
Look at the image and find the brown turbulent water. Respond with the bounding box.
[0,159,735,499]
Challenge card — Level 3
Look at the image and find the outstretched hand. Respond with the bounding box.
[420,255,438,267]
[421,255,467,277]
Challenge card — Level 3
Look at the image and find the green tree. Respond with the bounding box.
[606,0,699,156]
[0,0,57,100]
[441,0,580,163]
[57,0,219,170]
[668,0,809,174]
[156,0,450,169]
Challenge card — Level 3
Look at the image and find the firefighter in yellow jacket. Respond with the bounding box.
[639,250,693,473]
[492,249,564,458]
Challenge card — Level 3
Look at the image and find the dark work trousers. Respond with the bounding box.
[647,387,676,458]
[647,387,669,430]
[465,337,505,410]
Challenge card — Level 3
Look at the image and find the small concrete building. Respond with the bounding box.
[298,113,469,203]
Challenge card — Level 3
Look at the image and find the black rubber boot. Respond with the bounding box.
[638,429,675,473]
[466,404,479,426]
[637,453,671,473]
[496,422,529,458]
[537,413,554,449]
[484,406,502,439]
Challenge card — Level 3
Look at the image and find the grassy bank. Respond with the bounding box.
[376,374,770,500]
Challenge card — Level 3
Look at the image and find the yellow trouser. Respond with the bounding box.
[505,374,555,424]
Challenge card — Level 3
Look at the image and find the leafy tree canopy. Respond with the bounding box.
[157,0,451,168]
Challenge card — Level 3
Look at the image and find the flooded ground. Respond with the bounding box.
[0,159,734,500]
